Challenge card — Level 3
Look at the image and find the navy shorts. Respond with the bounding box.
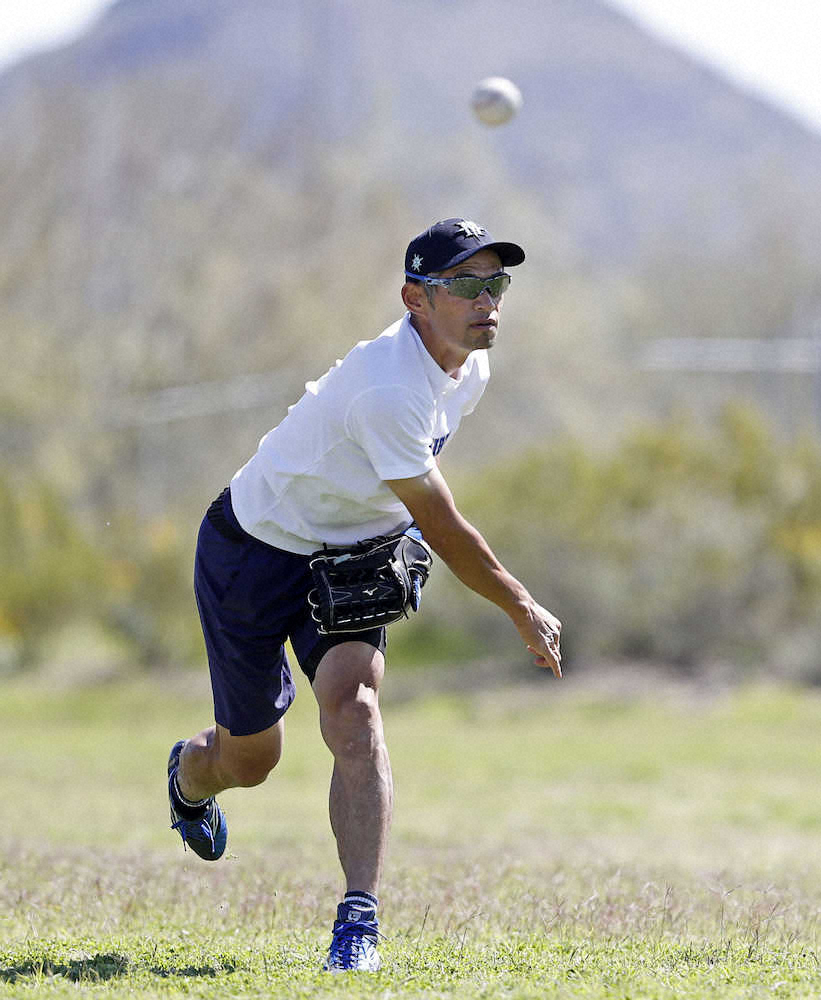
[194,488,386,737]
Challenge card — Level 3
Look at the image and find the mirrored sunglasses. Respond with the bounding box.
[405,272,511,300]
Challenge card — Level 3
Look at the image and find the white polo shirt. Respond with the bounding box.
[229,313,489,554]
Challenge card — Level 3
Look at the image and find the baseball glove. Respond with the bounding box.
[308,527,433,634]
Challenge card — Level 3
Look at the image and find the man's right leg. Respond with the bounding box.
[174,487,302,859]
[168,720,284,860]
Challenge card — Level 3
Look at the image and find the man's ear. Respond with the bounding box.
[402,281,429,316]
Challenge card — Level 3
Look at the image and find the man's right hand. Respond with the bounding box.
[512,601,562,677]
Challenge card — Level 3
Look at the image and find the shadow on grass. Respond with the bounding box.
[0,951,238,983]
[0,952,129,983]
[149,961,237,978]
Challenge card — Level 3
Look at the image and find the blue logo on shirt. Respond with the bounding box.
[431,433,450,457]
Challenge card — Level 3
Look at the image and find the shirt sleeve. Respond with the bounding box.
[345,384,436,481]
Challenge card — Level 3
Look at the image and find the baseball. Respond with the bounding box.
[471,76,523,126]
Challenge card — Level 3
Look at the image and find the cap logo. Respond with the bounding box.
[456,219,486,240]
[411,253,423,271]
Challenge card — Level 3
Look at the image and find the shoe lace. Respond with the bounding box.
[170,811,216,854]
[329,920,381,966]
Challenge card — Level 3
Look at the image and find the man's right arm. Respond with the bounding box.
[385,467,562,676]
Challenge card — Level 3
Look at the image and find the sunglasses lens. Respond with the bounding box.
[450,274,510,299]
[449,278,483,298]
[488,274,510,297]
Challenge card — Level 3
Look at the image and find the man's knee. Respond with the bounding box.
[322,687,384,761]
[313,643,385,759]
[313,642,384,704]
[216,723,282,788]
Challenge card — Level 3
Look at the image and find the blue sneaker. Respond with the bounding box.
[323,903,382,972]
[167,740,227,861]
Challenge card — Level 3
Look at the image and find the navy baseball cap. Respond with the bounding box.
[405,218,525,277]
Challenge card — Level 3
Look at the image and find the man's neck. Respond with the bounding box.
[408,314,469,378]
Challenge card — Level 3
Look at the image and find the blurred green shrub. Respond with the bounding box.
[0,473,103,669]
[6,404,821,680]
[0,472,201,672]
[415,404,821,679]
[100,516,204,669]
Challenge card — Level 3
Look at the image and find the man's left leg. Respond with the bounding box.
[312,641,390,971]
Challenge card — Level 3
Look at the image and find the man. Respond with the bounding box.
[167,218,562,972]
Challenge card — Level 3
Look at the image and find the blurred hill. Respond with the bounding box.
[2,0,821,514]
[5,0,821,259]
[4,0,821,673]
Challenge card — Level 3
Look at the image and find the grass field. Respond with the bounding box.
[2,664,821,998]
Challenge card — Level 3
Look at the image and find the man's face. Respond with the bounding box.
[422,249,506,355]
